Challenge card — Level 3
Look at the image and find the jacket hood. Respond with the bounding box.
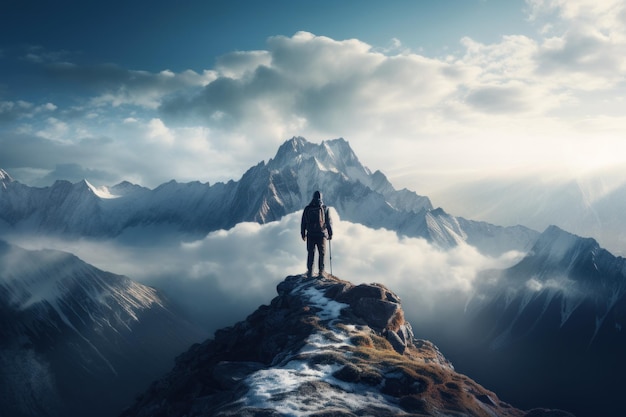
[310,190,323,206]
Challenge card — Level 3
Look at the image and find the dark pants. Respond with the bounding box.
[306,235,326,273]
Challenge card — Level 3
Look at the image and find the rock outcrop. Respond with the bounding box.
[120,274,574,417]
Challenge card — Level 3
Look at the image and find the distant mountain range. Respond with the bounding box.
[0,137,538,256]
[0,240,206,417]
[431,171,626,257]
[1,136,624,417]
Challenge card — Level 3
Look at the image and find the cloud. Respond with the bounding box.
[0,100,56,122]
[45,62,216,109]
[527,0,626,31]
[159,31,462,137]
[0,116,241,188]
[35,163,118,186]
[215,50,272,79]
[36,117,69,141]
[146,118,174,145]
[536,28,625,89]
[9,212,523,334]
[0,131,126,184]
[527,0,626,88]
[0,132,69,170]
[21,46,71,64]
[465,83,534,113]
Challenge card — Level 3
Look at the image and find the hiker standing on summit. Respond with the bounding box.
[301,190,333,277]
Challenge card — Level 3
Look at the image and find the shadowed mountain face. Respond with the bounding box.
[120,274,574,417]
[434,226,626,417]
[0,241,207,417]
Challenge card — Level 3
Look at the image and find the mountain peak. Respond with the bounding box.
[111,180,149,196]
[121,274,566,417]
[270,136,316,166]
[268,136,372,185]
[530,225,600,265]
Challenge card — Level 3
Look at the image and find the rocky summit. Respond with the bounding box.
[120,274,574,417]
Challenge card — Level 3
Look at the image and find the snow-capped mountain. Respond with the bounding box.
[437,226,626,417]
[0,137,538,256]
[468,225,626,349]
[119,273,573,417]
[0,240,206,417]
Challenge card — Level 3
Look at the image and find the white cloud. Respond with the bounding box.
[0,100,56,122]
[54,65,218,109]
[36,117,69,141]
[527,0,626,87]
[527,0,626,32]
[215,50,272,79]
[146,118,174,145]
[152,25,625,193]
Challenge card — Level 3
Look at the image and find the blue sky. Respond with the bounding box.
[1,0,625,192]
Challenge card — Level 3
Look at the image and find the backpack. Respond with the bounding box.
[305,204,326,235]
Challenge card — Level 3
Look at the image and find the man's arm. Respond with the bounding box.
[301,208,307,240]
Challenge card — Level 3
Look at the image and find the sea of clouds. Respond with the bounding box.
[10,211,524,335]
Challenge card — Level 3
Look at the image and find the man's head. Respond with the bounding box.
[313,190,321,200]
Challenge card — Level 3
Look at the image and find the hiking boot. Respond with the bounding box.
[306,269,313,278]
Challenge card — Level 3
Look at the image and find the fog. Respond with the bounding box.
[428,166,626,256]
[10,211,524,335]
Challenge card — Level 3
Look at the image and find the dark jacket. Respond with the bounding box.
[301,197,333,240]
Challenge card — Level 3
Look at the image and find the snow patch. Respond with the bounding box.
[85,181,121,199]
[301,286,348,321]
[243,280,405,415]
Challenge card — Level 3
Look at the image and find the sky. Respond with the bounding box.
[1,0,625,195]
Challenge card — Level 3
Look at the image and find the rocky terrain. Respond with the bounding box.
[120,273,575,417]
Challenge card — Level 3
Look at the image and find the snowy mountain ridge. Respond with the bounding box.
[267,136,372,184]
[0,136,538,256]
[1,241,161,314]
[466,225,626,345]
[0,240,206,417]
[434,225,626,416]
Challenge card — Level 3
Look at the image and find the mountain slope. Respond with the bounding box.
[0,137,538,256]
[437,226,626,417]
[468,225,626,349]
[119,273,574,417]
[0,240,207,417]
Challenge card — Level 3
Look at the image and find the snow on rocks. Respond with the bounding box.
[120,273,567,417]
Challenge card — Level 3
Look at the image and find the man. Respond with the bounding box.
[301,190,333,277]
